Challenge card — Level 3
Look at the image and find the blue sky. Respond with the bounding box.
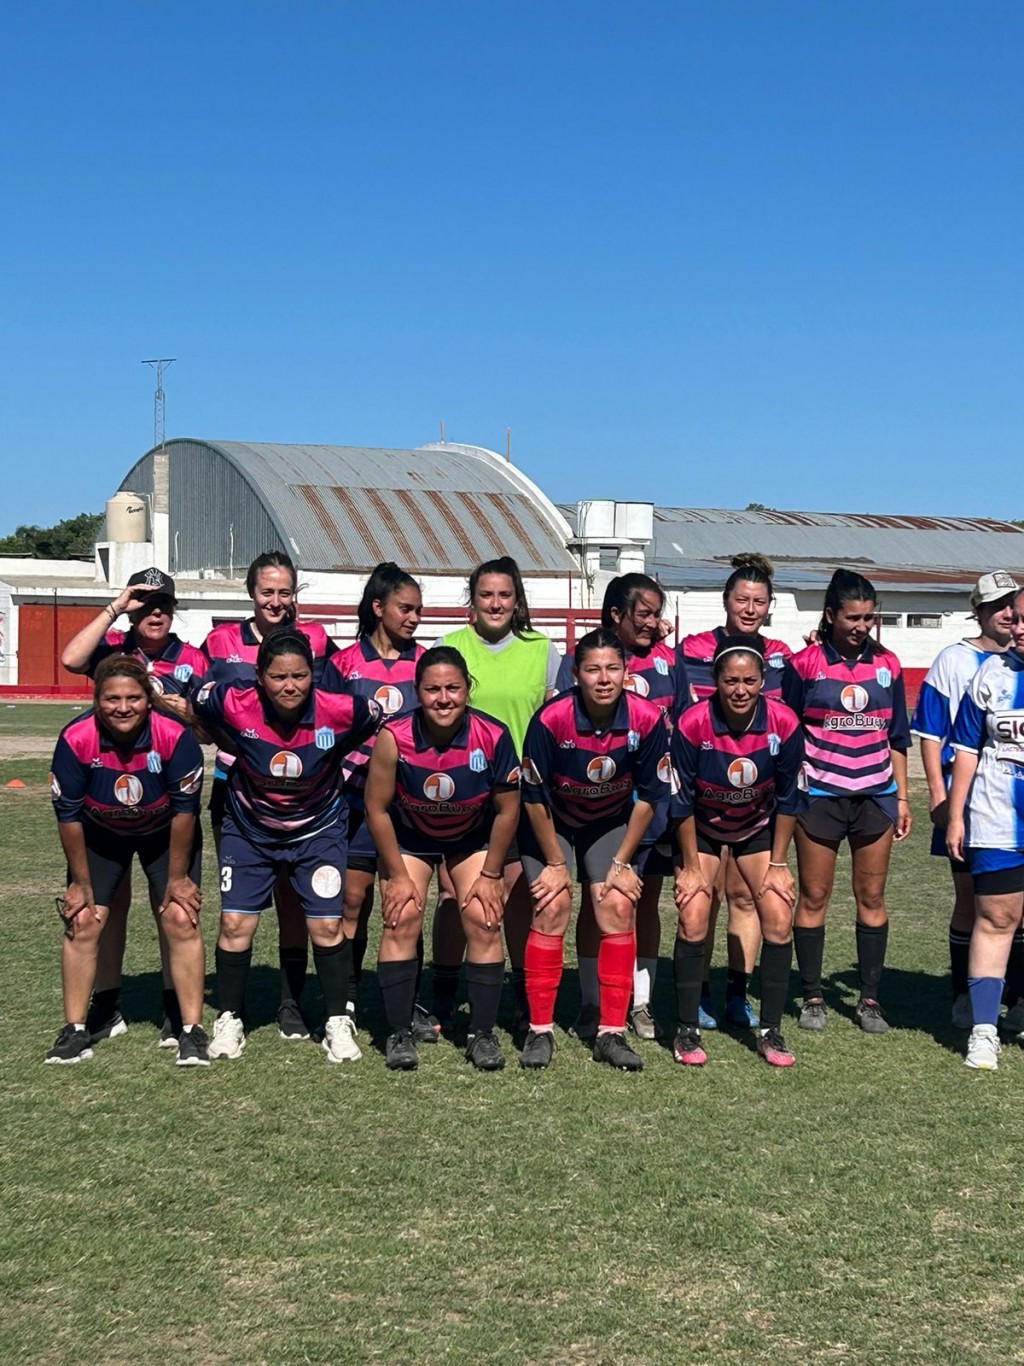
[3,1,1023,528]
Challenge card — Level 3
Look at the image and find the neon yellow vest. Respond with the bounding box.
[440,626,550,754]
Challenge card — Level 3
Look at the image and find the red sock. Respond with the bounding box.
[598,932,635,1030]
[524,930,564,1028]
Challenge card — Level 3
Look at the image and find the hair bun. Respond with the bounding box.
[731,552,775,578]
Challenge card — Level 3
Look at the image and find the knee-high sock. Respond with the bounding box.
[524,930,564,1029]
[216,946,252,1017]
[794,925,825,1000]
[673,938,707,1029]
[465,960,504,1035]
[378,958,419,1034]
[855,921,888,995]
[758,940,793,1029]
[598,932,635,1031]
[312,940,349,1017]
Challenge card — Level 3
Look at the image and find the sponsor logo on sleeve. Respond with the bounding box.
[179,764,203,795]
[522,757,543,784]
[624,673,650,697]
[656,755,674,785]
[424,772,456,801]
[150,676,165,696]
[114,774,143,806]
[506,766,521,784]
[49,772,61,799]
[469,748,487,773]
[196,682,214,706]
[315,727,335,751]
[146,751,163,774]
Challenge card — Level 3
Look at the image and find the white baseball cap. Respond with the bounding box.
[970,571,1020,609]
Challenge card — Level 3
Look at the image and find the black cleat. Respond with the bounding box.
[592,1030,643,1072]
[519,1029,555,1069]
[176,1025,211,1067]
[87,1009,128,1044]
[465,1030,506,1071]
[385,1028,419,1071]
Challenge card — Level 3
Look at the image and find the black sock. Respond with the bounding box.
[1005,931,1024,1004]
[378,958,419,1034]
[949,927,971,999]
[216,946,252,1017]
[90,986,120,1023]
[700,978,711,1001]
[726,968,748,1002]
[279,946,307,1007]
[162,987,183,1034]
[512,967,528,1013]
[794,925,825,1000]
[674,938,707,1029]
[758,941,793,1029]
[465,961,504,1035]
[856,921,888,996]
[432,962,462,1018]
[415,934,425,995]
[352,935,369,986]
[312,940,349,1017]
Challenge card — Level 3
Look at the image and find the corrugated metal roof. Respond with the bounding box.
[123,440,577,577]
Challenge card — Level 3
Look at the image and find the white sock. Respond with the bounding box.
[578,956,599,1007]
[633,958,658,1008]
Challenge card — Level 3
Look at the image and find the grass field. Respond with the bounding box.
[3,703,1024,1365]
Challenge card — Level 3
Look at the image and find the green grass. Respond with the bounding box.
[3,707,1023,1364]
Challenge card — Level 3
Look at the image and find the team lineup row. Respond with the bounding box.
[44,552,1024,1074]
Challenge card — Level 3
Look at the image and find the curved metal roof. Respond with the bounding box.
[120,439,576,577]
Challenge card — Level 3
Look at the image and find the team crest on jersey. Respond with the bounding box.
[768,653,783,670]
[840,684,869,713]
[469,748,487,773]
[179,765,203,795]
[727,757,758,788]
[424,772,455,801]
[627,729,640,752]
[374,685,404,715]
[173,664,193,683]
[114,774,144,806]
[876,667,892,689]
[269,751,303,779]
[49,772,61,799]
[315,727,335,751]
[624,673,650,697]
[768,732,780,756]
[146,750,163,774]
[522,757,543,784]
[654,656,669,676]
[587,756,617,783]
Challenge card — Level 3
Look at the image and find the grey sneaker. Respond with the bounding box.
[854,998,890,1035]
[209,1012,246,1060]
[569,1002,599,1044]
[323,1014,362,1063]
[798,998,827,1031]
[628,1003,662,1041]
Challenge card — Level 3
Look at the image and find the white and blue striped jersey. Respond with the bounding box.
[911,639,995,779]
[951,652,1024,851]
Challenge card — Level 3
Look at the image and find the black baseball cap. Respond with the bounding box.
[127,567,177,601]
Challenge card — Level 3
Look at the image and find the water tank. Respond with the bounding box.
[105,492,147,543]
[614,502,654,542]
[577,500,616,539]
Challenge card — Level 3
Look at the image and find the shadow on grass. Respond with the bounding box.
[827,964,966,1055]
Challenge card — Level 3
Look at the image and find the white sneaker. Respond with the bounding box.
[323,1014,362,1063]
[965,1024,1000,1071]
[208,1012,246,1060]
[1000,998,1024,1039]
[951,993,973,1029]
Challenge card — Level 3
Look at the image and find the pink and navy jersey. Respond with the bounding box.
[556,640,690,725]
[51,711,203,834]
[670,696,805,843]
[321,637,425,806]
[784,639,910,799]
[678,628,795,704]
[193,681,381,843]
[522,689,671,829]
[87,630,207,698]
[387,706,520,852]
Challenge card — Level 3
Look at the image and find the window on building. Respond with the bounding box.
[878,612,902,629]
[907,613,942,629]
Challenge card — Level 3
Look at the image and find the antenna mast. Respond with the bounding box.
[142,357,176,451]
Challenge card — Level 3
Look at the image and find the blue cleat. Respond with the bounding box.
[725,997,760,1029]
[698,996,719,1031]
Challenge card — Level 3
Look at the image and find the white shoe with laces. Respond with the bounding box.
[323,1014,362,1063]
[208,1012,246,1060]
[965,1024,1000,1071]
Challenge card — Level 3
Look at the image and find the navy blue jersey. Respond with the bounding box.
[556,640,690,725]
[51,710,203,834]
[193,680,381,843]
[522,688,671,829]
[86,630,207,698]
[679,627,795,704]
[671,696,805,843]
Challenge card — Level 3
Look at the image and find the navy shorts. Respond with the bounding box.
[218,814,347,918]
[76,820,202,908]
[636,842,674,877]
[520,816,629,885]
[929,824,969,874]
[696,825,773,860]
[346,808,378,875]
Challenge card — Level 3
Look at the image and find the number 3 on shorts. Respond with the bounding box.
[220,865,232,892]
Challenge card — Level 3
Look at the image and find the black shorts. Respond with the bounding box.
[74,821,203,907]
[519,816,629,885]
[208,776,228,828]
[798,796,893,844]
[929,824,969,874]
[696,825,773,860]
[636,842,674,878]
[974,865,1024,896]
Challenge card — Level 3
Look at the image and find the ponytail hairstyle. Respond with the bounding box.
[574,627,627,670]
[723,552,774,605]
[819,569,878,640]
[415,645,472,694]
[255,627,314,677]
[600,573,665,630]
[356,561,420,638]
[245,551,298,597]
[468,556,534,638]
